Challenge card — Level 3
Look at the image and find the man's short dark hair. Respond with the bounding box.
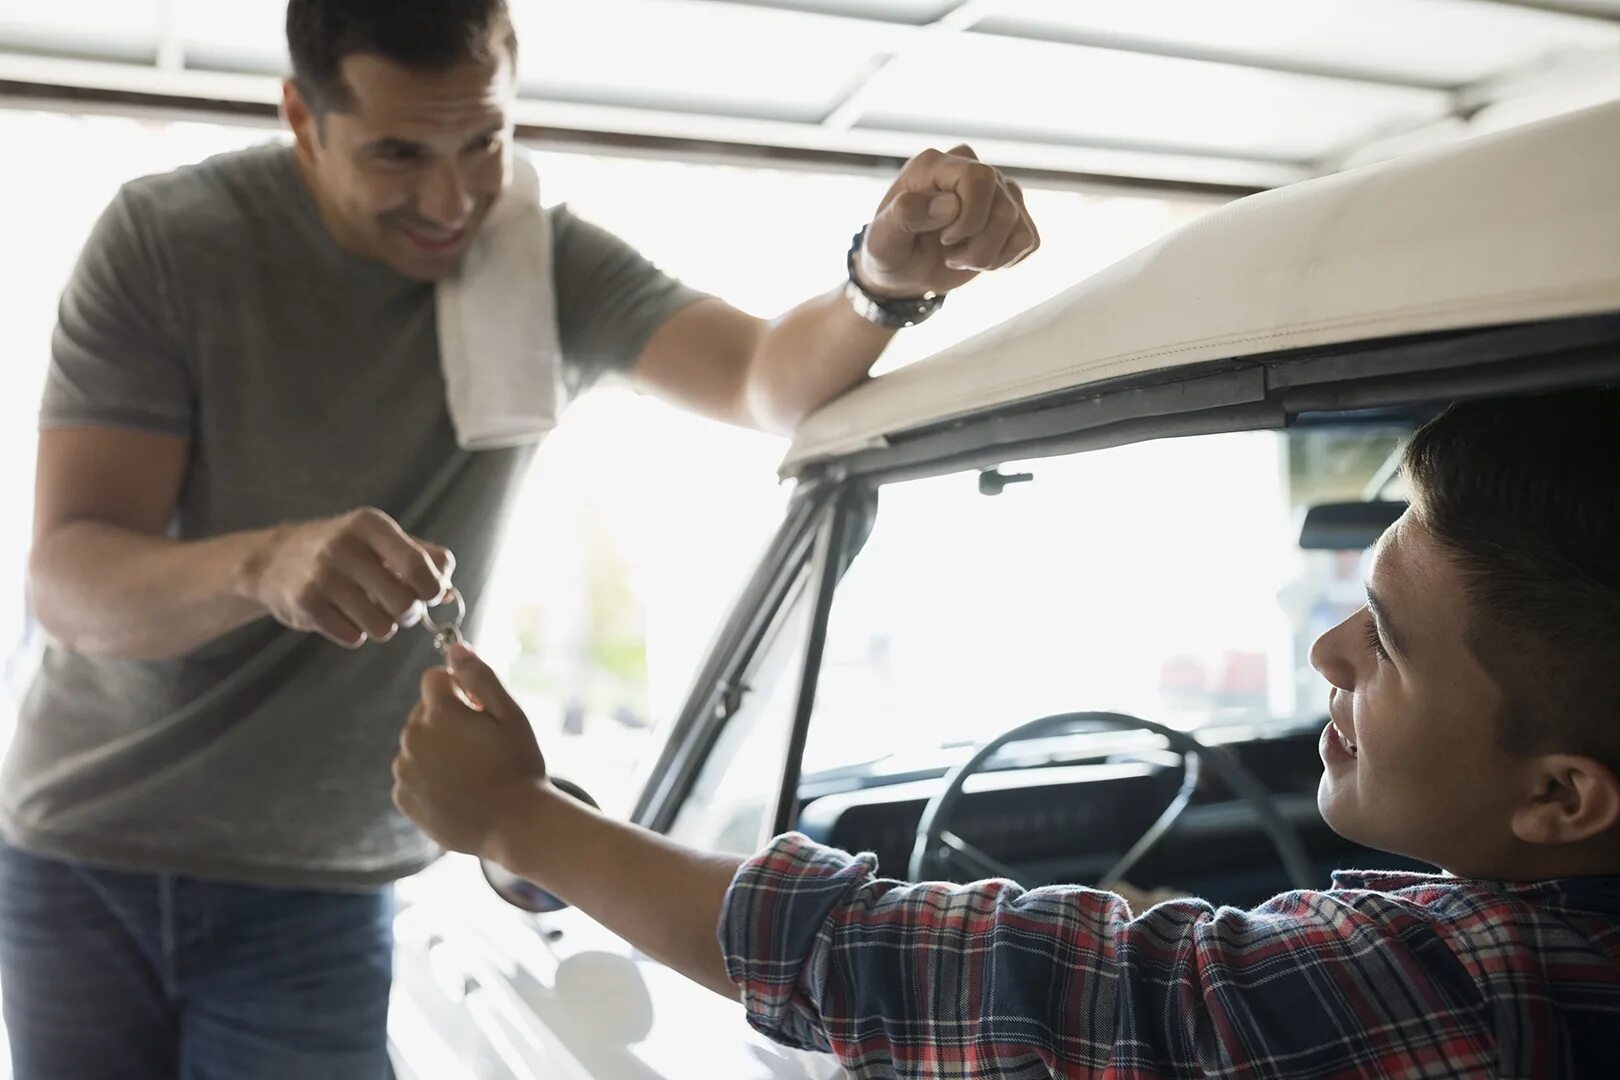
[286,0,517,118]
[1403,386,1620,769]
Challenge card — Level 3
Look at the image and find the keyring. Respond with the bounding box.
[422,587,466,655]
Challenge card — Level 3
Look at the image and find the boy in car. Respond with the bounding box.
[394,388,1620,1077]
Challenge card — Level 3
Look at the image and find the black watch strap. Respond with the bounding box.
[844,226,945,329]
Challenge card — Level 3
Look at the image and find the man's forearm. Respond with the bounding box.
[29,521,275,661]
[492,782,745,1000]
[743,288,896,435]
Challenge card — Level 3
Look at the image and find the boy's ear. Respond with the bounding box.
[1511,753,1620,846]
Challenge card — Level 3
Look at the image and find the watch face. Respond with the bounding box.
[844,227,945,327]
[843,278,943,328]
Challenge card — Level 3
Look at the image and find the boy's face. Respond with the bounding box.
[1309,511,1536,876]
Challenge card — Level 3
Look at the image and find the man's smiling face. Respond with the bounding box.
[285,44,517,281]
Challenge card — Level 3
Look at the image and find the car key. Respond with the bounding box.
[421,587,466,656]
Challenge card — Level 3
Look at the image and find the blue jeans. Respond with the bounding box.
[0,843,394,1079]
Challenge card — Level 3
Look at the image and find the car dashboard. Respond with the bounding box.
[794,721,1428,906]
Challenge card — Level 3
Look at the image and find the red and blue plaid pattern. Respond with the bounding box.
[720,833,1620,1078]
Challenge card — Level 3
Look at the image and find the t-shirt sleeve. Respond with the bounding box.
[549,204,709,397]
[42,183,193,437]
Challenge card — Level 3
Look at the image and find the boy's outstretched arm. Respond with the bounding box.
[393,645,1515,1077]
[391,644,745,999]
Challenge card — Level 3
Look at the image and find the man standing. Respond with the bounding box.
[0,1,1037,1076]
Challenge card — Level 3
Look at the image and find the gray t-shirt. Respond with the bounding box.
[0,143,705,890]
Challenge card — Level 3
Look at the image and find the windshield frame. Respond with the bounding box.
[787,315,1620,488]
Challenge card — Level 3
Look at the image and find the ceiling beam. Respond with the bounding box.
[1455,0,1620,23]
[968,18,1461,90]
[1452,40,1620,114]
[819,0,996,130]
[690,0,1467,92]
[1315,39,1620,171]
[155,0,184,73]
[0,74,1276,198]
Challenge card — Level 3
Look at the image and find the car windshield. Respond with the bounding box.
[800,422,1409,781]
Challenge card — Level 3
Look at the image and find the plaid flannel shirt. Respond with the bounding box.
[719,833,1620,1079]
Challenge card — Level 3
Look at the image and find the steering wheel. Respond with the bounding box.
[908,711,1316,890]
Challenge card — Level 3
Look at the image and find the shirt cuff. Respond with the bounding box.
[717,832,878,1053]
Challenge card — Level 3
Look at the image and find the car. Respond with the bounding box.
[387,98,1620,1079]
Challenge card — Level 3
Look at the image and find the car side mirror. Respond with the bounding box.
[479,776,599,913]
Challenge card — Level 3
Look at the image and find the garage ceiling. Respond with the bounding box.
[1,0,1618,192]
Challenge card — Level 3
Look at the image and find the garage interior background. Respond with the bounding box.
[1,0,1619,1071]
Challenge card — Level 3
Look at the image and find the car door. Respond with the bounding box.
[389,483,855,1080]
[390,856,847,1080]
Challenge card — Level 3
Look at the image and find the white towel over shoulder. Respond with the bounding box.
[435,151,563,450]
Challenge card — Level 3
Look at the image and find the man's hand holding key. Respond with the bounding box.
[243,507,455,649]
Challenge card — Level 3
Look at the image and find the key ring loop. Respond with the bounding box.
[422,587,466,652]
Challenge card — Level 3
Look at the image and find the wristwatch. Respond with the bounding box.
[844,226,946,329]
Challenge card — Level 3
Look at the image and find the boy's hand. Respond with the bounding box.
[398,643,750,1001]
[393,643,548,860]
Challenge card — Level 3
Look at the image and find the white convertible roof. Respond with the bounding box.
[783,98,1620,473]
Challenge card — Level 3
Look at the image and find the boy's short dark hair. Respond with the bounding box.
[1403,386,1620,770]
[286,0,517,119]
